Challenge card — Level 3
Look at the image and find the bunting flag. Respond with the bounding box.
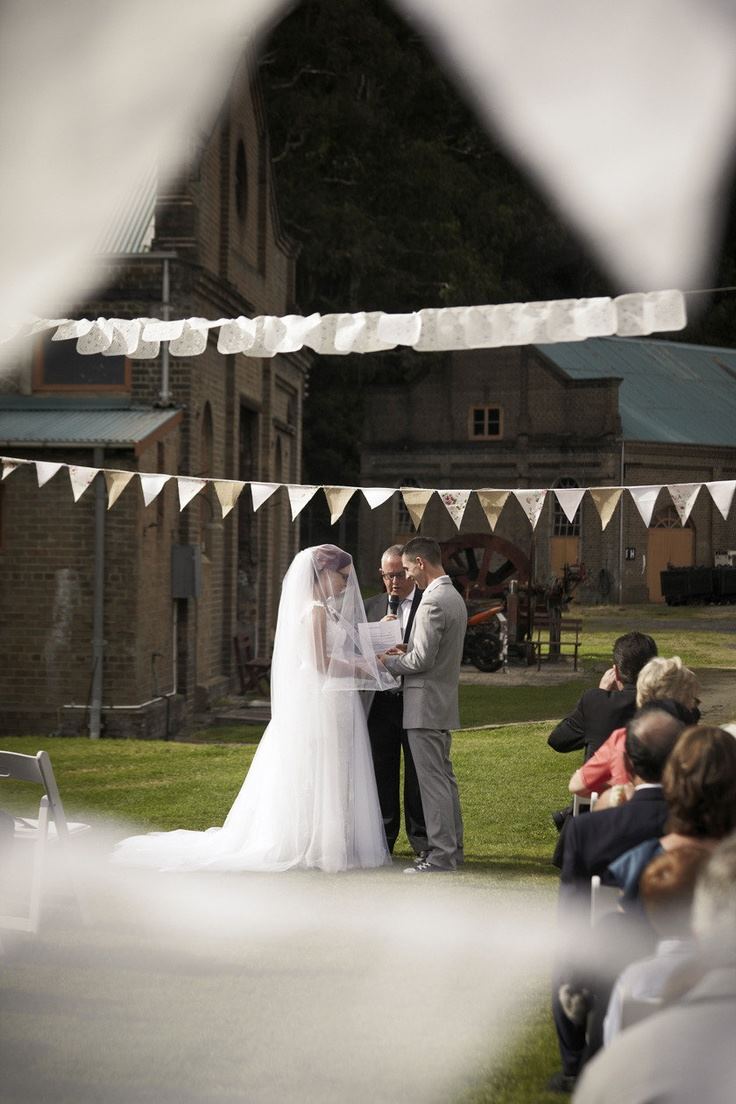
[513,489,547,529]
[323,486,357,525]
[628,485,663,527]
[249,482,280,512]
[2,458,27,480]
[706,479,736,521]
[35,461,62,487]
[287,484,319,520]
[475,489,509,531]
[667,483,702,526]
[104,470,135,509]
[139,473,170,507]
[213,479,246,519]
[176,476,207,511]
[361,487,395,510]
[589,487,623,530]
[68,465,99,502]
[401,487,433,530]
[439,490,471,530]
[554,486,586,525]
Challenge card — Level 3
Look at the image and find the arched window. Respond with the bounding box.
[552,476,581,537]
[394,477,419,536]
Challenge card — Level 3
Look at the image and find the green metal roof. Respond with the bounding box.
[0,397,180,450]
[94,165,156,255]
[536,337,736,446]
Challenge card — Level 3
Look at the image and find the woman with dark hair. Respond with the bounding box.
[114,545,397,873]
[608,725,736,903]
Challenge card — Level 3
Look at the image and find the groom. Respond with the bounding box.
[379,537,467,873]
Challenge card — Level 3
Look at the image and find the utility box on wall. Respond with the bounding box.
[171,544,202,599]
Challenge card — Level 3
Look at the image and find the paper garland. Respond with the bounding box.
[2,455,734,531]
[7,289,686,360]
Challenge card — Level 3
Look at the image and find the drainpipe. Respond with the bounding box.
[618,439,625,605]
[89,446,105,738]
[159,256,171,406]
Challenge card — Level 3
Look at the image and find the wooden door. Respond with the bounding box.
[550,536,581,580]
[647,527,694,601]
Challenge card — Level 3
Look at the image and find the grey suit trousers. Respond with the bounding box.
[407,727,463,869]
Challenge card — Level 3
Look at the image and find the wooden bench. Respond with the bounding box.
[233,634,271,696]
[534,613,583,670]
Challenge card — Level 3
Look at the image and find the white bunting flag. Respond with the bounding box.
[35,461,62,487]
[706,479,736,521]
[476,490,509,531]
[77,318,114,354]
[323,486,357,525]
[667,483,701,526]
[104,319,141,357]
[2,458,27,480]
[439,490,471,530]
[513,489,547,529]
[250,483,280,512]
[53,319,93,342]
[287,484,319,520]
[139,473,170,507]
[376,312,422,346]
[401,488,433,530]
[104,470,134,509]
[628,485,663,527]
[177,476,207,511]
[361,487,395,510]
[589,488,623,530]
[213,480,246,518]
[169,318,212,357]
[554,487,585,525]
[216,316,257,355]
[68,465,99,502]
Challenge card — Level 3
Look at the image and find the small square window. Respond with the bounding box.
[33,336,130,393]
[469,405,503,440]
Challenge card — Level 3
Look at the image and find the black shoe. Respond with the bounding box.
[545,1070,577,1094]
[413,850,429,865]
[552,809,567,832]
[404,861,454,874]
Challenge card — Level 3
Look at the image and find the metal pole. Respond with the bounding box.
[89,446,106,738]
[159,257,171,405]
[618,439,625,605]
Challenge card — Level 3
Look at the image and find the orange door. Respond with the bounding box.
[647,528,694,602]
[550,536,581,580]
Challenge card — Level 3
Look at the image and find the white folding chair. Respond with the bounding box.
[572,791,598,816]
[0,749,90,933]
[590,873,621,926]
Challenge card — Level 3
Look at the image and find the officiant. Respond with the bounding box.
[364,544,427,858]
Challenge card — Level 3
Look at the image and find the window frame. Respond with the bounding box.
[33,338,132,394]
[468,404,503,441]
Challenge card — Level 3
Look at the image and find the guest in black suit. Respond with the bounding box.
[364,544,427,857]
[549,631,658,760]
[547,705,685,1094]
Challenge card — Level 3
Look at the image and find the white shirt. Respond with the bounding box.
[390,587,416,634]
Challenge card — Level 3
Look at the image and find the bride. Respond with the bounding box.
[113,545,397,873]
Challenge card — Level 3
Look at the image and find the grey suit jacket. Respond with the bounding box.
[383,577,467,730]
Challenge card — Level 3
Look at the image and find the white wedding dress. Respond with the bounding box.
[113,546,396,874]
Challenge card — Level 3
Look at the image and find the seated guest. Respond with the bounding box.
[573,832,736,1103]
[568,657,700,809]
[546,707,684,1094]
[549,631,658,760]
[608,725,736,908]
[602,846,709,1044]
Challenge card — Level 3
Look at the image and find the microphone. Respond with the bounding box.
[388,594,400,616]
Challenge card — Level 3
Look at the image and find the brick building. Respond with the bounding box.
[358,338,736,603]
[0,59,307,738]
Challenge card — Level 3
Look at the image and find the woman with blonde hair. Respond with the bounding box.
[568,656,700,809]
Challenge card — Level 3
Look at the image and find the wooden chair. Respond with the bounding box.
[0,749,90,934]
[534,614,583,670]
[233,634,271,696]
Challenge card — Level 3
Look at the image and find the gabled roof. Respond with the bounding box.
[0,397,181,455]
[535,336,736,446]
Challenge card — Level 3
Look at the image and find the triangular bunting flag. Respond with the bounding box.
[401,488,433,530]
[589,488,623,530]
[706,480,736,522]
[2,458,28,480]
[513,489,547,529]
[213,480,245,518]
[250,483,281,512]
[139,473,170,507]
[475,490,509,531]
[439,490,471,530]
[287,484,319,520]
[104,470,134,509]
[554,487,585,525]
[628,485,663,528]
[323,486,357,525]
[35,461,62,487]
[361,487,395,510]
[667,483,702,526]
[176,476,207,511]
[68,465,99,502]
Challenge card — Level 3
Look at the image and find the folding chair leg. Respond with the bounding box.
[28,798,50,934]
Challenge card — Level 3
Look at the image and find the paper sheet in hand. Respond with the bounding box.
[358,619,402,654]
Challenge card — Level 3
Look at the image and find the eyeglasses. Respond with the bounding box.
[380,570,407,580]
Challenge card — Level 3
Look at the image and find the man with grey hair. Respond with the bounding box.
[573,831,736,1103]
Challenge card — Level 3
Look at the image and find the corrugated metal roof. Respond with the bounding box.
[0,402,180,448]
[94,164,156,255]
[536,337,736,446]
